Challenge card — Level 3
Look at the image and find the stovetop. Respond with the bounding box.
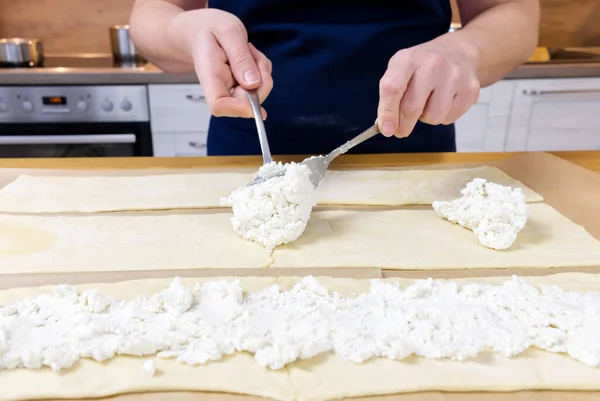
[37,54,148,69]
[0,53,149,71]
[0,52,187,86]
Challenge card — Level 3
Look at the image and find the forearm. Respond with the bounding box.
[129,0,206,74]
[430,0,539,87]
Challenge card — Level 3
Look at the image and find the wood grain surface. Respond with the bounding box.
[452,0,600,47]
[0,0,134,53]
[0,151,597,173]
[0,0,597,52]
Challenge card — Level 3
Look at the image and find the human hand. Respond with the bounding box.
[377,42,480,138]
[179,9,273,119]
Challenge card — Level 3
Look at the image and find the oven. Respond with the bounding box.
[0,85,152,158]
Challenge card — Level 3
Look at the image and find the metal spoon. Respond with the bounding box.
[246,89,272,164]
[247,123,380,189]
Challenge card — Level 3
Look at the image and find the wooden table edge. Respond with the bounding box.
[0,151,597,173]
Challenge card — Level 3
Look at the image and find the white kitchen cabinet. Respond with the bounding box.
[506,78,600,151]
[148,84,211,132]
[148,78,600,157]
[148,84,212,157]
[151,134,176,157]
[174,132,208,156]
[454,80,513,152]
[152,131,208,157]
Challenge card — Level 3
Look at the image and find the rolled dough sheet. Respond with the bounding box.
[272,203,600,270]
[315,166,542,206]
[0,202,598,274]
[289,273,600,401]
[3,273,600,401]
[0,212,272,274]
[0,277,296,401]
[0,166,542,213]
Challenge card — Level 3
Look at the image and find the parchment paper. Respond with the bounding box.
[2,152,600,401]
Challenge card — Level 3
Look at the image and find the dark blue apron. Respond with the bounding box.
[207,1,455,156]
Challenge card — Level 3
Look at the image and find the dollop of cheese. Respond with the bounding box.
[221,161,316,250]
[432,178,528,250]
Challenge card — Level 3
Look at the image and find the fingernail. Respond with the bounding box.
[382,122,395,136]
[244,70,260,85]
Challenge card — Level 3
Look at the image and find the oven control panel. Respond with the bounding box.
[0,85,149,123]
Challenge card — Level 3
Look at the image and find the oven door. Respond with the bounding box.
[0,122,153,158]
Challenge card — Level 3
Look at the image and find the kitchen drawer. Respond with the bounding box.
[454,80,513,152]
[455,103,487,152]
[506,78,600,151]
[175,132,208,156]
[152,137,175,157]
[148,84,211,133]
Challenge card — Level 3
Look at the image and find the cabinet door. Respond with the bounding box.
[454,102,488,152]
[148,84,211,133]
[454,80,513,152]
[151,133,175,157]
[174,132,208,156]
[506,78,600,151]
[151,131,208,157]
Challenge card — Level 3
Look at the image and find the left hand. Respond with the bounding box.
[377,42,480,138]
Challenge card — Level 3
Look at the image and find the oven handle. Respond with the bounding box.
[0,134,137,145]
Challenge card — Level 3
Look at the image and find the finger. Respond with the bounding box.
[248,43,273,74]
[396,69,435,138]
[443,93,474,124]
[420,71,457,125]
[230,86,267,119]
[213,22,261,89]
[442,78,480,124]
[377,57,416,137]
[194,33,251,117]
[248,43,274,105]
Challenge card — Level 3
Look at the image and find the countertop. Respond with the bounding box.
[0,151,597,174]
[0,59,599,86]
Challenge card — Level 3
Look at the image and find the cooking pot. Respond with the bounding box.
[0,38,43,68]
[109,25,146,64]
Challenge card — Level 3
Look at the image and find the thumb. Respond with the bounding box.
[213,24,260,89]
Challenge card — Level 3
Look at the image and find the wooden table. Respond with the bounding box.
[1,151,600,401]
[0,151,598,173]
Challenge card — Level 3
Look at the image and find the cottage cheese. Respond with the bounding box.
[432,178,528,250]
[3,275,600,372]
[221,161,317,250]
[142,360,156,377]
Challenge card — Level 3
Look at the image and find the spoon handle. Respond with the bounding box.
[246,89,272,164]
[327,124,380,161]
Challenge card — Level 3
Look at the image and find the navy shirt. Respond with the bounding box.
[207,1,455,156]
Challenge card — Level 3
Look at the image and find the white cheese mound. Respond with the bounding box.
[221,161,317,250]
[142,360,156,377]
[432,178,528,250]
[4,276,600,372]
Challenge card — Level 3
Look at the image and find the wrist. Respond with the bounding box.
[166,9,206,59]
[431,32,482,79]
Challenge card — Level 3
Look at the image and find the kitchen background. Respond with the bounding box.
[0,0,598,157]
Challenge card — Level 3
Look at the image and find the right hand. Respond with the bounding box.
[178,9,273,119]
